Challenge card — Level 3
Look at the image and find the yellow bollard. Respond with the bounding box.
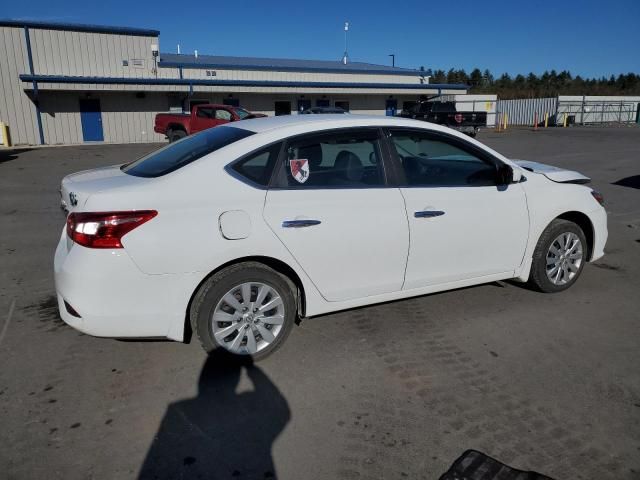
[563,113,567,128]
[503,114,508,130]
[0,122,10,147]
[544,112,549,128]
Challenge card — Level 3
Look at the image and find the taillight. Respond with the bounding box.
[66,210,157,248]
[591,190,605,206]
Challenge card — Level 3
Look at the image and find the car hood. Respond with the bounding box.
[60,164,145,213]
[512,160,590,184]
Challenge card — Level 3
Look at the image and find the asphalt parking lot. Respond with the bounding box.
[1,126,639,479]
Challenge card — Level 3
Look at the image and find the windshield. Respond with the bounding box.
[122,127,255,177]
[235,108,251,119]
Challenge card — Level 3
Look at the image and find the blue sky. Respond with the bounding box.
[5,0,639,78]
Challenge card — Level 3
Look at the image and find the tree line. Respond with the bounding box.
[425,68,640,98]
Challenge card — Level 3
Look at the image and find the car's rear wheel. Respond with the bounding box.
[191,263,296,360]
[529,219,587,293]
[169,129,187,142]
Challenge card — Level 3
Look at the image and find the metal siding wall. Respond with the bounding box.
[177,68,422,84]
[496,97,557,126]
[39,93,82,144]
[0,26,39,145]
[100,92,167,143]
[29,29,159,78]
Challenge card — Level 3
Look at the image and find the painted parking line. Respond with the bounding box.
[0,299,16,347]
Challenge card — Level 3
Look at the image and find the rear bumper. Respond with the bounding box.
[54,229,201,341]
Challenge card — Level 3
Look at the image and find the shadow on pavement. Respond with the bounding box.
[0,148,33,164]
[138,350,290,480]
[612,175,640,189]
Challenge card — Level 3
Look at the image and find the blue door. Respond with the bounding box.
[79,99,104,142]
[385,99,398,116]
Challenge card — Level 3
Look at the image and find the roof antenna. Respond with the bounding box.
[342,21,349,65]
[177,44,181,54]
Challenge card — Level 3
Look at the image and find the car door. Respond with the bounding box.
[263,128,409,302]
[387,128,529,289]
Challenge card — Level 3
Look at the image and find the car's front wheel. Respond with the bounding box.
[190,263,296,360]
[529,219,587,293]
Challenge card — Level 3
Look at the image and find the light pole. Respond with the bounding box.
[389,54,395,68]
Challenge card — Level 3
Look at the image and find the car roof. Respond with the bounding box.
[235,114,446,134]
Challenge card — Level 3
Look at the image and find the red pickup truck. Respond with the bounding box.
[154,104,266,142]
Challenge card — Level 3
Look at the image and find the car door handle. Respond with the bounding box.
[282,219,322,228]
[414,210,445,218]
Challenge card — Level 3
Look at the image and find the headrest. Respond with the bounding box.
[335,150,363,182]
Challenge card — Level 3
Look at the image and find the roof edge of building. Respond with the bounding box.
[159,59,422,76]
[19,74,468,90]
[0,19,159,37]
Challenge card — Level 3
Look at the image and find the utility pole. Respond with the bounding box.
[342,22,349,65]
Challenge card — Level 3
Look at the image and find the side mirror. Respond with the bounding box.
[496,164,514,185]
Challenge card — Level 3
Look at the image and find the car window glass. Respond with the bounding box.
[215,109,232,121]
[122,127,255,178]
[390,130,496,187]
[235,108,250,119]
[278,131,383,188]
[230,143,281,186]
[197,107,214,119]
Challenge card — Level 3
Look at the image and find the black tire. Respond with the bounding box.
[190,262,296,361]
[169,129,187,143]
[528,219,587,293]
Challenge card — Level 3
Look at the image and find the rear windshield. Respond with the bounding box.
[122,127,255,177]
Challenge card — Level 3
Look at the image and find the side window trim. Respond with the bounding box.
[224,141,284,190]
[384,127,502,188]
[269,127,392,190]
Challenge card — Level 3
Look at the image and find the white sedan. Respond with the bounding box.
[55,115,607,359]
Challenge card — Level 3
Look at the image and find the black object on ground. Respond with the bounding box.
[439,450,555,480]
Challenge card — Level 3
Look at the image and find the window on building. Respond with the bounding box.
[334,101,350,112]
[402,101,418,111]
[274,101,291,116]
[223,97,240,107]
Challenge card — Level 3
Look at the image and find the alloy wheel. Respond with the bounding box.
[211,282,285,355]
[546,232,583,286]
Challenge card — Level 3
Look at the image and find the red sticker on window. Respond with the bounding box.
[290,159,310,184]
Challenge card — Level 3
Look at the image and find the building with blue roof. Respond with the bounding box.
[0,19,473,145]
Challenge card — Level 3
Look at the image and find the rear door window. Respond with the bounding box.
[272,129,385,188]
[122,127,254,177]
